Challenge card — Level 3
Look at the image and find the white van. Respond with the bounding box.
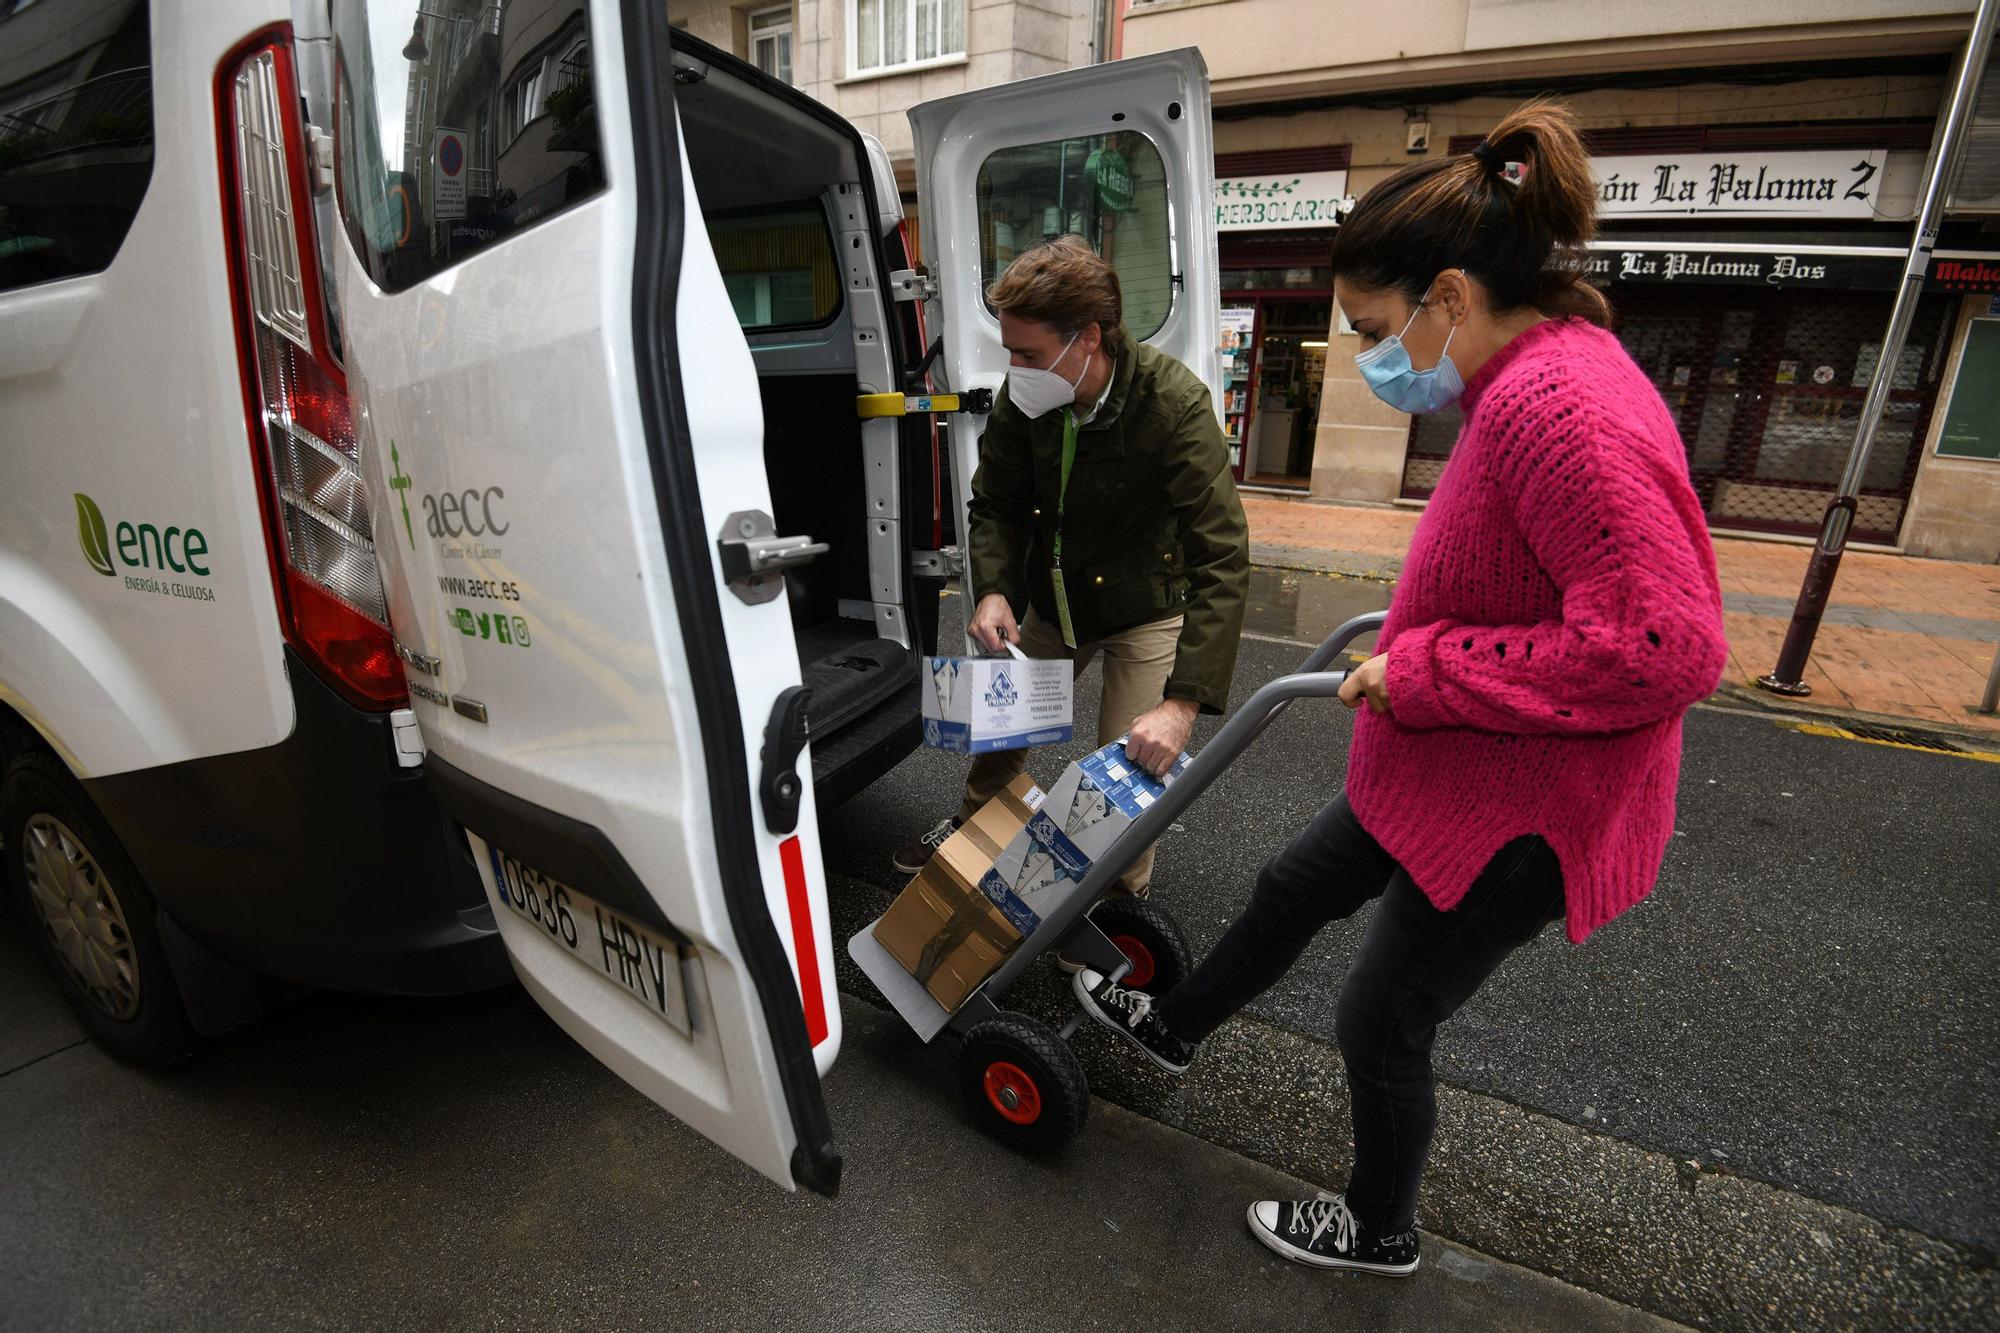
[2,0,1219,1195]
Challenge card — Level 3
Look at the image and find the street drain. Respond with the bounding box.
[1841,724,1964,753]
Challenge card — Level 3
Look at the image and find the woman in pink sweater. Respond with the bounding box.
[1075,101,1728,1276]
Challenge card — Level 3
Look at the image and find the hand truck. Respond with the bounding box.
[848,611,1387,1150]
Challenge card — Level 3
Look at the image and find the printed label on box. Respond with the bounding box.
[921,653,1074,753]
[973,739,1189,937]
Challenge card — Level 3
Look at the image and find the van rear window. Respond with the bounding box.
[706,203,842,332]
[0,0,154,294]
[330,0,604,293]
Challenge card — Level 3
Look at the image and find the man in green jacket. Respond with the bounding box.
[894,237,1249,897]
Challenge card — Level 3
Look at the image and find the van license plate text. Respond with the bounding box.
[488,846,690,1036]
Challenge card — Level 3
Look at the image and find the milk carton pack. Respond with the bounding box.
[920,644,1073,754]
[977,738,1190,938]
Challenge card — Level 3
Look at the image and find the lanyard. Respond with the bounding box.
[1053,408,1078,566]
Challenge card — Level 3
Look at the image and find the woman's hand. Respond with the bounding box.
[1338,653,1392,715]
[968,593,1019,653]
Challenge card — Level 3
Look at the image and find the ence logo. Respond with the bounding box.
[75,492,216,603]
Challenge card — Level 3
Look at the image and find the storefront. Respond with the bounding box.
[1213,147,1347,487]
[1396,129,2000,544]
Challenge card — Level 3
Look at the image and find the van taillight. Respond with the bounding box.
[218,29,405,711]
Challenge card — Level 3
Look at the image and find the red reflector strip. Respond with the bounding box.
[778,835,828,1048]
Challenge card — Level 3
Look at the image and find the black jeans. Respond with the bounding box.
[1154,794,1565,1234]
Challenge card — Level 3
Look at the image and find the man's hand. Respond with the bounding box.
[1125,697,1198,777]
[968,593,1019,653]
[1338,653,1391,715]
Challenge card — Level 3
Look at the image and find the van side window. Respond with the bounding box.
[706,203,842,331]
[330,0,604,294]
[0,0,154,294]
[975,133,1173,340]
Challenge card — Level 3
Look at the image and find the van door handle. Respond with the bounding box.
[759,685,814,834]
[719,509,827,604]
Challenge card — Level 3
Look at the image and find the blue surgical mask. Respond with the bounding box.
[1353,286,1464,414]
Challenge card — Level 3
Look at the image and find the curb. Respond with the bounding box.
[1250,540,1402,582]
[826,872,1997,1331]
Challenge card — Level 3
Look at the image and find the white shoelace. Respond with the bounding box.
[1099,979,1154,1030]
[1289,1192,1359,1253]
[920,818,956,851]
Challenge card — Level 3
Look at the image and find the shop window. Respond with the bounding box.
[707,202,841,331]
[1397,286,1954,544]
[975,133,1173,341]
[0,0,154,294]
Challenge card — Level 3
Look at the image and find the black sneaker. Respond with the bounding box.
[892,817,959,876]
[1246,1192,1421,1277]
[1072,968,1195,1073]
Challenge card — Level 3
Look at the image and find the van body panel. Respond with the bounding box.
[330,0,841,1193]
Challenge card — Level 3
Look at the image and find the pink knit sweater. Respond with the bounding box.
[1348,316,1727,943]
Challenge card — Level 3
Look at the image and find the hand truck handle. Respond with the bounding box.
[976,611,1388,999]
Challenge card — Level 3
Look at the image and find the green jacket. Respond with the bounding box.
[967,339,1250,714]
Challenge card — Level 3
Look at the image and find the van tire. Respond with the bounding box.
[1,753,197,1068]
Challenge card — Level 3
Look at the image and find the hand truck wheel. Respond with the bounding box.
[1088,897,1193,995]
[958,1011,1088,1150]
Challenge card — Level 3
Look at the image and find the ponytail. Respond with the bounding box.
[1328,98,1611,327]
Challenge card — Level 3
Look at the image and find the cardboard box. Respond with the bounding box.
[921,648,1073,754]
[872,774,1044,1011]
[978,739,1190,939]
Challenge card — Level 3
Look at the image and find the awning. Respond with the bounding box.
[1586,237,2000,295]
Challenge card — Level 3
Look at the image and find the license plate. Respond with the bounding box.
[487,844,691,1036]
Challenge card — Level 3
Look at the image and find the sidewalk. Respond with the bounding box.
[1241,492,2000,736]
[0,919,1673,1332]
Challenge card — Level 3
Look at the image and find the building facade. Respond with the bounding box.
[670,0,1103,189]
[1125,0,2000,562]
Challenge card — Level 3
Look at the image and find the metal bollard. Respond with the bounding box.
[1983,640,2000,716]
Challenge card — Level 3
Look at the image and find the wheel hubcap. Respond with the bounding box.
[1111,934,1156,989]
[983,1061,1043,1125]
[23,814,140,1020]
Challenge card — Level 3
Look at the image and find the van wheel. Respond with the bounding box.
[958,1011,1088,1151]
[1,753,195,1067]
[1090,897,1193,994]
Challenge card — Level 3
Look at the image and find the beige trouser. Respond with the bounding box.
[955,608,1185,897]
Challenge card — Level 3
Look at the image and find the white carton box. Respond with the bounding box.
[921,647,1073,754]
[977,738,1190,938]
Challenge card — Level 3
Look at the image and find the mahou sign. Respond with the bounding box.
[1591,150,1889,220]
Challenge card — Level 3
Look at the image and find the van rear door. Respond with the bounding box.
[909,50,1223,577]
[324,0,842,1194]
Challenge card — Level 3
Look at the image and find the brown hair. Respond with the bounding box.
[1327,99,1610,326]
[985,235,1127,353]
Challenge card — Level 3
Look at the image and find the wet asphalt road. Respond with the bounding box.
[0,917,1671,1332]
[824,575,2000,1254]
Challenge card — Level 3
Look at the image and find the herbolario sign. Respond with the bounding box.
[1214,169,1351,231]
[1591,150,1888,220]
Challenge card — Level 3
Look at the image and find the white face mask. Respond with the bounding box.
[1006,333,1092,419]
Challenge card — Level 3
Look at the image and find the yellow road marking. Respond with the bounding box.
[1781,720,2000,763]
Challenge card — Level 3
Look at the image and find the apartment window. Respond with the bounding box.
[851,0,965,77]
[750,6,792,85]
